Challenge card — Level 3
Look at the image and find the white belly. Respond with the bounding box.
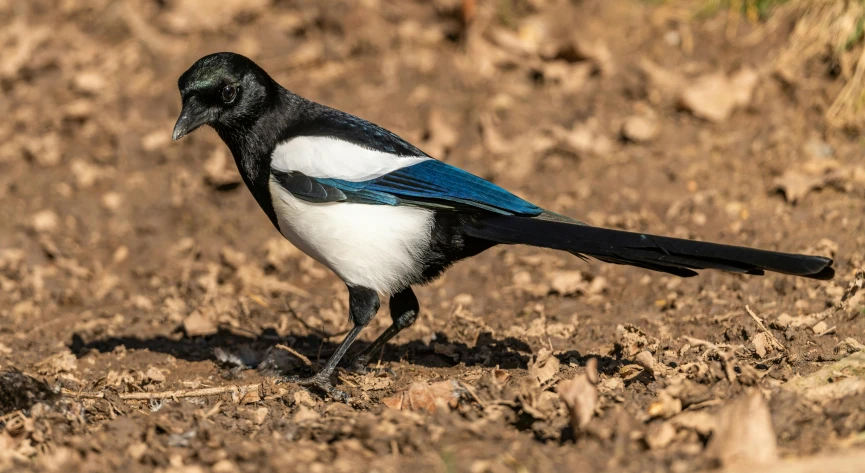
[269,179,434,295]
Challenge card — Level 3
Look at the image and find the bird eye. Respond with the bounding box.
[221,85,237,103]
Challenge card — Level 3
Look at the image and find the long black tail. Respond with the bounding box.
[464,215,834,280]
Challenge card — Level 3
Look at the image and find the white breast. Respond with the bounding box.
[269,179,434,295]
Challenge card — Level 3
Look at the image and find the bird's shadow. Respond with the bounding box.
[72,326,631,380]
[71,327,536,372]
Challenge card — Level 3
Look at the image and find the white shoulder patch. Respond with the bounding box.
[270,136,430,182]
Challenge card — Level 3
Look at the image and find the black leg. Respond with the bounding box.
[346,287,419,372]
[280,285,379,401]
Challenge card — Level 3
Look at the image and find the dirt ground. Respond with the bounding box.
[2,0,865,471]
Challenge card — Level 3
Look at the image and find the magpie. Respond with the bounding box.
[173,52,834,400]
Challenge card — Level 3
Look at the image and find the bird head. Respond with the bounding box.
[173,52,273,141]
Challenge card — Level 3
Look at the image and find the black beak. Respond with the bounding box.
[172,98,212,141]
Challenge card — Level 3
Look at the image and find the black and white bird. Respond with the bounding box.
[173,52,834,400]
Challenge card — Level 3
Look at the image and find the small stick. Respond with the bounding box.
[62,384,262,401]
[276,344,315,368]
[200,401,223,420]
[745,305,785,351]
[338,375,358,388]
[457,380,486,408]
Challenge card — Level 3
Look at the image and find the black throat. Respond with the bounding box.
[213,87,312,230]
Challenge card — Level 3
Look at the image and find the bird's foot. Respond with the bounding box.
[277,374,348,402]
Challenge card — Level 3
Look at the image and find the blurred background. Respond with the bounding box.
[2,0,865,471]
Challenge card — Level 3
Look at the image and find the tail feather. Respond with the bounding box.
[464,215,834,280]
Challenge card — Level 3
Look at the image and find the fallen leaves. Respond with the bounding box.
[707,390,778,467]
[557,358,599,434]
[678,69,759,123]
[647,391,683,419]
[615,324,660,359]
[527,347,560,388]
[745,305,785,358]
[641,59,759,123]
[34,352,77,376]
[181,310,218,337]
[382,380,465,413]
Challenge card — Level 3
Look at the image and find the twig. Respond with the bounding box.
[62,384,262,401]
[245,292,271,309]
[62,390,105,400]
[711,311,739,323]
[457,380,486,408]
[200,401,223,420]
[338,375,358,388]
[745,305,785,351]
[276,344,315,368]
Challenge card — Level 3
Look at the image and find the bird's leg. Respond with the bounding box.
[280,285,379,401]
[346,287,419,373]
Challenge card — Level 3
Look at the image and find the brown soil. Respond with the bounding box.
[2,0,865,472]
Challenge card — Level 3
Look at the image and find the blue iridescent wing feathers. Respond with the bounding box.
[275,160,542,216]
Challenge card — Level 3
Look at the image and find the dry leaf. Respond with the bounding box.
[239,390,261,404]
[834,338,864,355]
[382,380,464,413]
[182,310,218,337]
[753,332,770,359]
[616,324,660,358]
[528,348,560,387]
[549,271,584,295]
[635,350,656,377]
[142,367,166,384]
[357,374,393,392]
[251,407,268,425]
[707,390,778,467]
[647,391,682,419]
[670,410,717,437]
[773,171,827,203]
[645,421,676,450]
[678,69,758,123]
[557,364,598,433]
[35,351,77,375]
[293,405,320,424]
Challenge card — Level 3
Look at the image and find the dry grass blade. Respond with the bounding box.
[774,0,865,129]
[826,45,865,129]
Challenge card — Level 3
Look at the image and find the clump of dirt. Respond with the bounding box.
[0,370,56,416]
